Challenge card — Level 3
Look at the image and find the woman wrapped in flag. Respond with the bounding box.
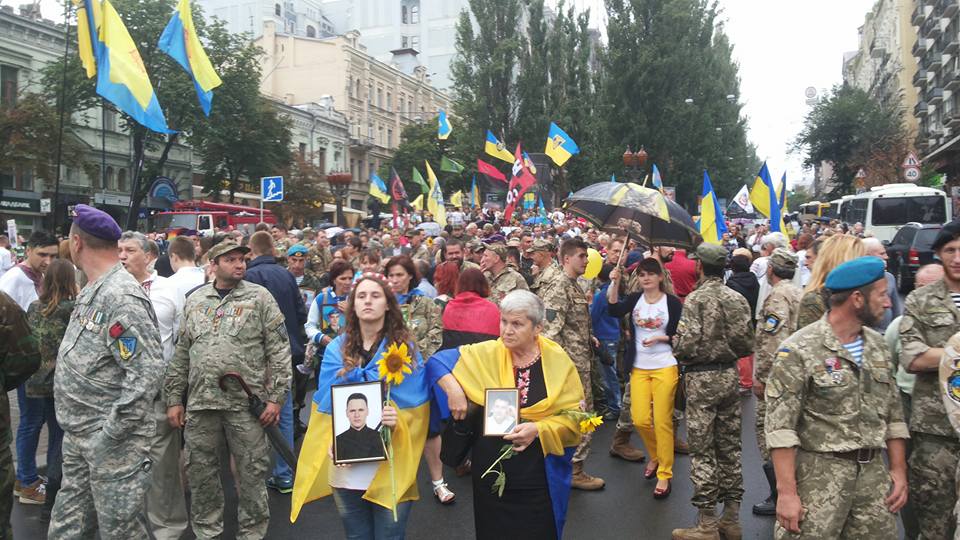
[291,273,430,537]
[428,290,585,540]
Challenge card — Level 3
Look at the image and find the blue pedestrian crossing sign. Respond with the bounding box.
[261,176,284,202]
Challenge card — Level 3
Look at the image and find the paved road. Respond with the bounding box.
[12,394,786,539]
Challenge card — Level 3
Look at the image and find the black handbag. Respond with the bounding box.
[439,402,481,468]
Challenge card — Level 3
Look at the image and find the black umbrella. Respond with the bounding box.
[219,372,297,472]
[564,182,701,249]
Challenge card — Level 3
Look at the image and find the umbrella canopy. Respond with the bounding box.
[564,182,701,248]
[416,222,442,237]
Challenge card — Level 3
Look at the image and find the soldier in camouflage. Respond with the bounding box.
[750,248,802,517]
[939,331,960,538]
[271,224,292,267]
[287,244,327,294]
[308,233,333,275]
[165,241,292,539]
[49,205,166,539]
[671,243,753,540]
[0,291,40,537]
[766,256,908,539]
[481,243,529,305]
[441,238,480,273]
[405,229,431,262]
[539,237,605,490]
[899,220,960,540]
[525,238,560,295]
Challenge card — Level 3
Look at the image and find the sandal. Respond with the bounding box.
[653,480,671,499]
[433,482,456,505]
[643,462,658,480]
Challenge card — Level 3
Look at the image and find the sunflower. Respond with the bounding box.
[378,342,414,386]
[579,414,604,434]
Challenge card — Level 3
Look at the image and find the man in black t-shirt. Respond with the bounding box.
[335,393,385,461]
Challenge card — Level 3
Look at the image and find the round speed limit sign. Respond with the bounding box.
[904,166,920,181]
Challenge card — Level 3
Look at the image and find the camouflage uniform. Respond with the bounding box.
[753,279,802,460]
[273,238,291,267]
[401,293,443,359]
[487,266,529,306]
[460,259,481,272]
[49,263,165,540]
[899,279,960,540]
[766,319,909,539]
[25,299,74,398]
[530,260,561,296]
[673,276,753,509]
[409,243,431,263]
[297,269,327,294]
[308,245,333,275]
[0,291,40,539]
[796,289,826,330]
[939,332,960,539]
[164,280,291,540]
[541,274,595,462]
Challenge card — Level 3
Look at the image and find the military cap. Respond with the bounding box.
[485,242,508,260]
[207,240,250,261]
[688,243,727,267]
[507,237,521,247]
[824,256,886,291]
[768,247,798,272]
[404,228,421,238]
[525,238,555,254]
[466,239,485,253]
[72,204,121,241]
[287,244,309,257]
[932,219,960,251]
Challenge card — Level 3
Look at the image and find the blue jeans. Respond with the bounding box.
[599,340,622,415]
[272,393,294,481]
[16,386,61,485]
[332,488,413,540]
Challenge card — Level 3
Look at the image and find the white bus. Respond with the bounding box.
[839,183,950,242]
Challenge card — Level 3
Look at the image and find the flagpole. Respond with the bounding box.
[52,0,72,232]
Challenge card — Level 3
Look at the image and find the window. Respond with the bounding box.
[407,98,413,112]
[275,3,281,16]
[299,142,307,158]
[0,170,13,189]
[117,168,126,192]
[387,129,393,147]
[368,123,374,139]
[103,108,116,132]
[318,148,326,172]
[891,226,917,246]
[386,92,392,111]
[402,5,408,24]
[411,4,419,23]
[355,78,361,97]
[399,93,405,114]
[350,199,364,211]
[19,170,32,191]
[841,198,867,224]
[106,167,115,190]
[368,162,375,180]
[410,36,420,50]
[306,25,316,38]
[377,88,383,108]
[368,83,373,104]
[350,159,355,176]
[1,65,19,108]
[871,196,947,226]
[347,76,353,97]
[378,125,384,145]
[916,228,941,250]
[402,36,408,48]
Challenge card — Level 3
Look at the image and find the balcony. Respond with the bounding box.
[929,86,945,104]
[947,0,959,18]
[947,34,960,54]
[948,110,960,128]
[928,49,944,69]
[924,17,942,38]
[915,69,930,86]
[914,37,929,56]
[948,68,960,89]
[914,4,927,25]
[871,44,888,59]
[916,101,930,116]
[348,135,375,149]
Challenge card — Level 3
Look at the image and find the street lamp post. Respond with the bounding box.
[326,171,352,226]
[622,146,649,183]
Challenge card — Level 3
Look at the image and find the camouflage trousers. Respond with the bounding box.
[48,431,152,539]
[774,449,896,539]
[909,432,959,540]
[144,397,189,540]
[0,440,12,540]
[756,397,769,462]
[685,367,743,508]
[185,409,271,540]
[572,366,594,463]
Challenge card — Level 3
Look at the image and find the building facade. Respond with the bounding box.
[195,0,335,39]
[913,0,960,180]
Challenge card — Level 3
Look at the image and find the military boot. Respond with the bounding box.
[751,462,777,516]
[571,461,605,490]
[671,508,721,540]
[609,429,646,462]
[718,501,742,540]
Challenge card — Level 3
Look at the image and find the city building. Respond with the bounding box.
[256,21,452,212]
[913,0,960,180]
[195,0,335,39]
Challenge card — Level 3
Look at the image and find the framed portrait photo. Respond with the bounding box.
[483,388,520,437]
[331,380,388,465]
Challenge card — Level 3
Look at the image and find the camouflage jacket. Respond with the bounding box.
[939,331,960,436]
[797,289,826,330]
[308,245,333,274]
[487,266,529,306]
[297,269,327,293]
[899,279,960,438]
[766,318,909,452]
[530,261,561,295]
[754,280,802,384]
[409,244,431,263]
[55,263,164,439]
[165,280,291,411]
[674,277,753,365]
[401,292,442,359]
[25,299,74,398]
[0,291,40,445]
[541,274,593,370]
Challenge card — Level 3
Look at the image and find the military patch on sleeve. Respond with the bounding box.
[545,309,557,322]
[117,337,137,360]
[109,322,125,339]
[775,348,790,360]
[762,315,782,334]
[275,323,289,341]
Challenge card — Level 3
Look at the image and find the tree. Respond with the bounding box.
[275,151,332,227]
[794,85,909,197]
[0,93,90,183]
[381,121,472,199]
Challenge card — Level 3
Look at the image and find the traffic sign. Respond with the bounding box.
[855,168,866,179]
[261,176,284,202]
[904,166,921,182]
[902,152,920,168]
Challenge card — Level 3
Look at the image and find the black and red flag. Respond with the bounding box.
[503,144,536,222]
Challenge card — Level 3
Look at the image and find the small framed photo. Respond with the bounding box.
[483,388,520,437]
[300,288,317,310]
[331,381,388,465]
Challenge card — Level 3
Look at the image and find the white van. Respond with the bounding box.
[839,183,951,242]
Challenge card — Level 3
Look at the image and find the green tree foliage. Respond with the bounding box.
[382,121,472,199]
[0,93,89,183]
[794,85,909,196]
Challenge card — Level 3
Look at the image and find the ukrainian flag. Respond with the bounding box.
[437,109,452,140]
[96,0,173,134]
[470,174,480,208]
[544,122,579,167]
[485,130,515,163]
[425,161,447,226]
[73,0,101,78]
[449,191,463,207]
[699,170,727,244]
[651,164,664,192]
[369,172,391,204]
[158,0,223,116]
[749,162,785,234]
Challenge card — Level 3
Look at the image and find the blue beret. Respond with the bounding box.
[287,244,308,257]
[73,204,121,241]
[825,256,886,292]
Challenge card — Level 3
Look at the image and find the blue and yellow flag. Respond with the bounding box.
[158,0,223,115]
[485,130,515,163]
[699,171,727,244]
[470,174,480,208]
[73,0,101,78]
[544,122,579,167]
[437,109,452,140]
[369,172,391,204]
[97,0,173,134]
[425,161,446,226]
[651,164,664,192]
[749,162,785,234]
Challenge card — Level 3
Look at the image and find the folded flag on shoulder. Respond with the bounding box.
[485,131,515,164]
[544,122,579,167]
[437,109,452,140]
[158,0,223,116]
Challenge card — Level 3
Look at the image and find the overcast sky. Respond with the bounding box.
[25,0,877,191]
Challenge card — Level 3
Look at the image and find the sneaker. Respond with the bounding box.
[266,476,294,494]
[19,479,46,505]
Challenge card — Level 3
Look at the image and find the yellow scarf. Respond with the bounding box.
[454,336,583,456]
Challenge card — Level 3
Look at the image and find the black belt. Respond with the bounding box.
[829,448,881,464]
[683,362,736,373]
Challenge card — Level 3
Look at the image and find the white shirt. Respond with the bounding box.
[143,272,180,362]
[0,247,13,279]
[0,266,38,311]
[631,294,677,370]
[167,266,205,306]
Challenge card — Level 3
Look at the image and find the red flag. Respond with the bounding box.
[389,168,408,201]
[503,144,536,222]
[476,159,507,183]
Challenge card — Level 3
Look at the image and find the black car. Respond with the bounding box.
[885,223,942,293]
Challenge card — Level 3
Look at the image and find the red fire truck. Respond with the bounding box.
[153,200,276,236]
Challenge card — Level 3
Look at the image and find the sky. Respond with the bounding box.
[25,0,876,190]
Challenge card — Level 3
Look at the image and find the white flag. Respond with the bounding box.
[733,184,754,213]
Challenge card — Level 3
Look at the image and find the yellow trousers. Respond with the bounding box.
[630,365,678,480]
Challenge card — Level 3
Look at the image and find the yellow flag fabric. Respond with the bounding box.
[449,191,463,207]
[100,0,154,109]
[425,161,446,226]
[73,0,100,78]
[454,337,583,456]
[411,194,424,211]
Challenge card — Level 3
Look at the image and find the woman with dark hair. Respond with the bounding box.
[305,260,355,371]
[291,275,429,538]
[432,261,460,314]
[607,258,683,498]
[440,268,499,350]
[26,259,76,515]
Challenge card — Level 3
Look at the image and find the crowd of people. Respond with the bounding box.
[0,203,958,540]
